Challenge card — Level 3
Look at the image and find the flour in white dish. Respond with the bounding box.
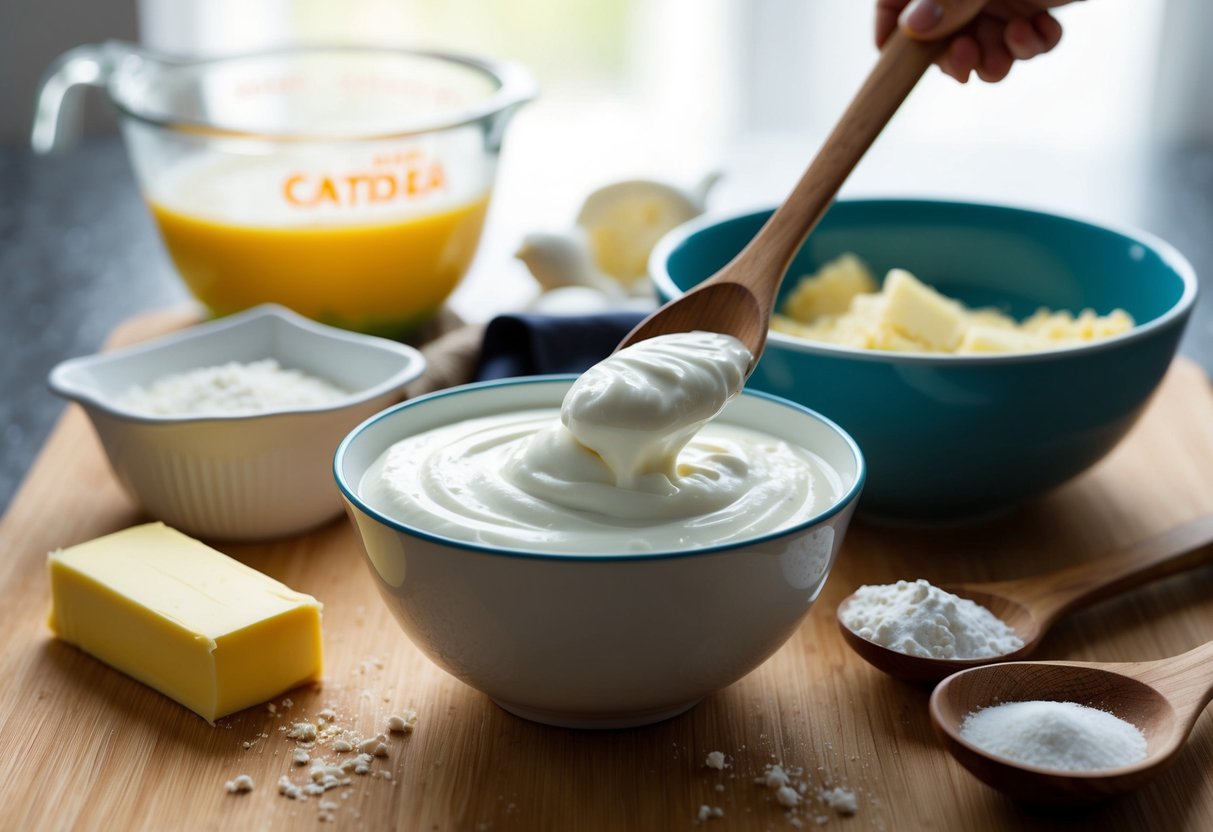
[117,359,348,416]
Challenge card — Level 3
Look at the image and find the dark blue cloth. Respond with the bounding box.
[474,312,646,381]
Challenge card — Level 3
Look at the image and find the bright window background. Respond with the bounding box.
[139,0,1191,318]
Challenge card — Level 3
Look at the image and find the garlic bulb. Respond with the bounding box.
[515,172,721,305]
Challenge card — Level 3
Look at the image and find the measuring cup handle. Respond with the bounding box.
[31,42,130,154]
[482,59,537,153]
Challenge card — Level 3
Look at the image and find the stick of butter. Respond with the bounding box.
[48,522,323,724]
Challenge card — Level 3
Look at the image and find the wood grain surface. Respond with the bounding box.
[1,311,1211,831]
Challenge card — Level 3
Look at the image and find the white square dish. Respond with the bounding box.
[49,304,427,540]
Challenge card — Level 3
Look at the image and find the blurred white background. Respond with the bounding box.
[5,0,1210,318]
[133,0,1199,311]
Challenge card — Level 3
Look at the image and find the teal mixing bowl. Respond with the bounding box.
[650,199,1197,523]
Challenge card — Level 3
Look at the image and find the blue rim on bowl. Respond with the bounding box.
[334,375,867,563]
[650,198,1198,366]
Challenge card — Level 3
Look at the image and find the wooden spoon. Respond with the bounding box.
[616,30,945,362]
[929,640,1213,804]
[837,513,1213,683]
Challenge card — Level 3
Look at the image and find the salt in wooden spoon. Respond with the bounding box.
[929,639,1213,804]
[617,30,946,363]
[837,513,1213,683]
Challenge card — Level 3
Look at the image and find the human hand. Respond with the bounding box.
[876,0,1076,83]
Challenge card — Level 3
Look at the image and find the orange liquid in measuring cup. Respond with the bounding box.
[147,170,490,336]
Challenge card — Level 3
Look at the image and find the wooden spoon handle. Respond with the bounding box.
[722,30,946,305]
[994,514,1213,626]
[1122,640,1213,727]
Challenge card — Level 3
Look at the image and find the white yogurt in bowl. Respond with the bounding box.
[335,333,865,728]
[358,333,842,554]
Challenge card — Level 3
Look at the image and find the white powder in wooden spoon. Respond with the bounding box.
[841,579,1022,659]
[959,700,1147,771]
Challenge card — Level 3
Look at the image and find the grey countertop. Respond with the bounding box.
[2,138,186,512]
[2,136,1212,513]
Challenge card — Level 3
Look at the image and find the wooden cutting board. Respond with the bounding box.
[2,311,1212,831]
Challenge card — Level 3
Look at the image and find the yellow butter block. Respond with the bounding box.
[48,522,323,724]
[879,269,965,351]
[956,324,1044,354]
[778,253,1136,354]
[782,253,877,320]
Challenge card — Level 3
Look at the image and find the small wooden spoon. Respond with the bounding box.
[837,513,1213,683]
[929,640,1213,804]
[617,30,945,363]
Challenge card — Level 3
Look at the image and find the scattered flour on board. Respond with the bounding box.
[224,684,418,823]
[756,762,860,826]
[224,774,254,794]
[840,579,1023,659]
[820,787,859,814]
[387,710,418,734]
[697,753,861,826]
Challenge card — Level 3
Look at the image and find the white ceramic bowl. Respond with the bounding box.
[335,377,865,729]
[50,304,426,541]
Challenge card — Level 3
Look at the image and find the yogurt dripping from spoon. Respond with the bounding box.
[520,331,751,490]
[504,331,792,524]
[360,331,840,553]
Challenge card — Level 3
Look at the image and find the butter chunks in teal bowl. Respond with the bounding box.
[650,199,1197,523]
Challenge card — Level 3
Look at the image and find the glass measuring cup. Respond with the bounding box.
[33,41,535,337]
